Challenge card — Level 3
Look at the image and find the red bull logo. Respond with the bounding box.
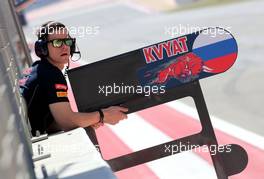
[152,53,212,84]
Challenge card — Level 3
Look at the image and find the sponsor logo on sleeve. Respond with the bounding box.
[56,91,68,97]
[55,84,68,90]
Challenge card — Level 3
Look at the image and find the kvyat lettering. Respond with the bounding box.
[143,36,188,64]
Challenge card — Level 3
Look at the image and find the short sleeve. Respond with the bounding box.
[40,68,69,104]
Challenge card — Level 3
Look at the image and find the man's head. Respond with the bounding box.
[35,21,75,68]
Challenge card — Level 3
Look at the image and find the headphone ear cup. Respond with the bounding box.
[35,40,48,58]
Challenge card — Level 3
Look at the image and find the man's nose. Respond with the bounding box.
[61,42,69,50]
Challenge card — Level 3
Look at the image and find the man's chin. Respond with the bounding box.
[60,56,70,63]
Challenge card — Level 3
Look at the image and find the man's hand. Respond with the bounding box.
[102,106,128,125]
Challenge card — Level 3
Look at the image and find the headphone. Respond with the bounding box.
[34,21,76,58]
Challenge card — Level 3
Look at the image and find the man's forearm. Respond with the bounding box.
[69,111,100,129]
[49,102,101,131]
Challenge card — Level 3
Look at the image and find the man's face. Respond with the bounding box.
[47,28,71,66]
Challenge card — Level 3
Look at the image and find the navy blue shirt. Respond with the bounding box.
[20,60,69,136]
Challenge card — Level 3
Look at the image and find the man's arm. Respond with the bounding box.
[49,102,128,131]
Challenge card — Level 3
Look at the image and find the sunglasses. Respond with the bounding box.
[47,38,75,48]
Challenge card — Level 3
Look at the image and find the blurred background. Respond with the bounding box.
[1,0,264,178]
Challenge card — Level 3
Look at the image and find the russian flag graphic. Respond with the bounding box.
[192,28,238,74]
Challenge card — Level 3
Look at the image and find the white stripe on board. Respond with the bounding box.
[192,28,233,49]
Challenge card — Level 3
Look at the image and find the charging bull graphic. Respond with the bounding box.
[151,52,213,84]
[138,28,238,88]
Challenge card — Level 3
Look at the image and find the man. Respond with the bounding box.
[20,21,128,136]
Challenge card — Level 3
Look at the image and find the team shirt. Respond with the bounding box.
[20,59,69,136]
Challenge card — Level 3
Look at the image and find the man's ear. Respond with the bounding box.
[46,44,51,58]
